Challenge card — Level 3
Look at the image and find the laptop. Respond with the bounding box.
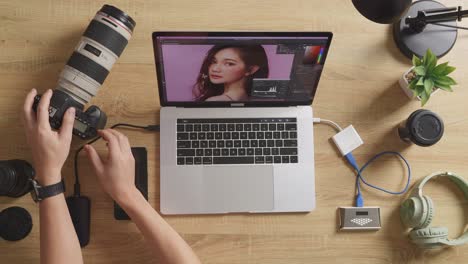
[152,32,333,214]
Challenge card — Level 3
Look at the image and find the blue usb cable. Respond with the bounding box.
[345,151,411,207]
[312,118,412,208]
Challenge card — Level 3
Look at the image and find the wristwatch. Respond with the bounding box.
[30,179,65,202]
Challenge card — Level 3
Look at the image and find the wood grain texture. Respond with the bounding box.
[1,0,467,263]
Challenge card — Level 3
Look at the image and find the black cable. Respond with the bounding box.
[429,22,468,30]
[73,123,160,196]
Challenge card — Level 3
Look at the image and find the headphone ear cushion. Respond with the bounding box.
[400,196,426,228]
[411,226,448,238]
[410,227,449,248]
[421,195,434,228]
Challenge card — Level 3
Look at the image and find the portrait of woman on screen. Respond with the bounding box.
[192,44,269,102]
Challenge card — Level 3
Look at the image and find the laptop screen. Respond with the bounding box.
[152,32,332,106]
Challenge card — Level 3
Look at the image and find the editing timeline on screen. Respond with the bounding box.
[153,34,331,104]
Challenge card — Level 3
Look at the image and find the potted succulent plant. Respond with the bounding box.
[399,49,457,106]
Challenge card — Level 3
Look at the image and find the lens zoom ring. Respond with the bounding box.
[67,52,110,85]
[83,20,129,57]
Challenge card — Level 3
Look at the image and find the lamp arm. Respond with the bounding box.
[405,6,468,32]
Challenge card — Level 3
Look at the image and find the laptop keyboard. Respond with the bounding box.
[176,118,298,165]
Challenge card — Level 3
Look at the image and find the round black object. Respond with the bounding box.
[100,5,136,32]
[0,160,35,198]
[352,0,412,24]
[398,109,444,146]
[0,207,33,241]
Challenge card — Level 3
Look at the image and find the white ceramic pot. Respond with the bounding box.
[399,67,439,101]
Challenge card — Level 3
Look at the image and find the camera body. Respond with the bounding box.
[32,90,107,139]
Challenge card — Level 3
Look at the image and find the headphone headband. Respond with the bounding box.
[443,232,468,246]
[415,171,468,200]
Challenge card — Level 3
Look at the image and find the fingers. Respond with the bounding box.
[37,89,53,129]
[22,88,37,130]
[98,129,120,159]
[107,129,132,154]
[59,107,75,142]
[84,145,104,174]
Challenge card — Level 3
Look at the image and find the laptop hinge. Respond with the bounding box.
[172,104,298,108]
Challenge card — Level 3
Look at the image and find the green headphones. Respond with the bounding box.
[400,172,468,249]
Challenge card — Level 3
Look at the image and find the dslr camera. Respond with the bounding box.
[33,5,136,139]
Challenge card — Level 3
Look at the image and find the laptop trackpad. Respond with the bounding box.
[202,166,274,213]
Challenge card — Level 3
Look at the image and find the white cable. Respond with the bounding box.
[313,117,343,132]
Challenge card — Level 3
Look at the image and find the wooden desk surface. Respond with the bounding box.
[1,0,467,263]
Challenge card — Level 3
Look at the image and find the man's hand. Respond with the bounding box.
[85,130,201,264]
[22,88,75,185]
[84,129,137,205]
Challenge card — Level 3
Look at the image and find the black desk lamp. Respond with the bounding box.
[353,0,468,59]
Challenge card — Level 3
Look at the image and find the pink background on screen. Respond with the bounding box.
[161,45,294,101]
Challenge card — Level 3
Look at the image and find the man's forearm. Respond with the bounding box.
[39,174,83,264]
[120,190,201,264]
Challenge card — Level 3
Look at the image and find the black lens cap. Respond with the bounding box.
[407,109,444,146]
[0,206,33,241]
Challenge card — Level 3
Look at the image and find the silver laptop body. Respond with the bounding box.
[153,32,333,214]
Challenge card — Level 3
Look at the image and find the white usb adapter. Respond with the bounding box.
[331,125,363,156]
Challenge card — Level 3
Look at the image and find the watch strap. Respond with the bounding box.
[38,180,65,200]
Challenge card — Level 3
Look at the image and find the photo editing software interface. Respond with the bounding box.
[155,35,330,103]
